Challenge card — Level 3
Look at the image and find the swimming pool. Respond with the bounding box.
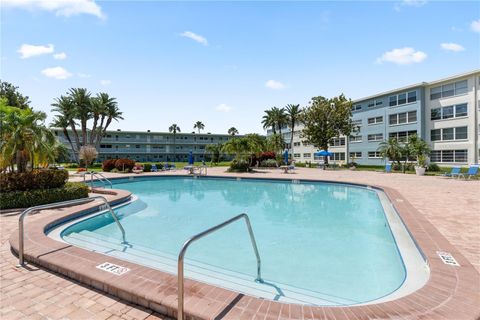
[52,176,429,306]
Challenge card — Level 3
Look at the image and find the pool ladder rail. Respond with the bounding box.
[16,195,127,267]
[83,171,113,189]
[177,213,263,320]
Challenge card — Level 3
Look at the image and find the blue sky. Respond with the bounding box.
[1,0,479,134]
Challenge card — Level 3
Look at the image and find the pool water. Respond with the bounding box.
[61,177,407,305]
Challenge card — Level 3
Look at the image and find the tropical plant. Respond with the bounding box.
[261,107,287,135]
[228,127,239,136]
[51,89,122,160]
[79,145,98,170]
[206,143,222,164]
[266,133,286,155]
[300,95,355,164]
[193,121,205,133]
[406,134,431,168]
[377,138,402,166]
[285,104,301,152]
[169,124,181,162]
[0,106,56,172]
[0,81,30,109]
[221,137,249,161]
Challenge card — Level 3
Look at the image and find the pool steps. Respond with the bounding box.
[65,231,354,306]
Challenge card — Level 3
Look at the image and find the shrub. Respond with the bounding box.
[114,158,136,172]
[102,159,117,172]
[427,163,440,172]
[79,145,98,167]
[91,162,102,168]
[65,163,79,168]
[0,182,89,210]
[260,159,278,167]
[295,162,306,168]
[228,160,250,172]
[0,169,68,193]
[156,163,164,170]
[111,168,120,173]
[143,163,152,172]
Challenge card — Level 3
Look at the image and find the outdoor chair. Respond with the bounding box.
[458,164,479,180]
[442,167,461,178]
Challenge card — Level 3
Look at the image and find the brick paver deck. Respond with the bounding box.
[1,168,479,319]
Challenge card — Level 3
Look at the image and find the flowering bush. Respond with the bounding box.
[114,158,136,172]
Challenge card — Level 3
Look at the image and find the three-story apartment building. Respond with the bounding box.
[277,70,479,166]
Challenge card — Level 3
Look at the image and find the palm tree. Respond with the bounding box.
[377,138,402,167]
[206,143,222,164]
[271,107,287,135]
[96,94,122,149]
[51,95,81,155]
[68,88,92,147]
[261,109,276,134]
[193,121,205,133]
[267,133,285,154]
[169,124,181,162]
[0,108,55,172]
[221,137,249,161]
[228,127,239,136]
[285,104,301,152]
[50,115,78,163]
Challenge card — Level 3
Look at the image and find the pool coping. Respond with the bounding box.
[9,174,480,319]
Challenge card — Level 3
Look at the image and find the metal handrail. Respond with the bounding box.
[90,172,113,188]
[17,195,127,267]
[177,213,262,320]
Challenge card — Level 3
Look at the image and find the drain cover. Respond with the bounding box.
[96,262,130,275]
[436,251,460,266]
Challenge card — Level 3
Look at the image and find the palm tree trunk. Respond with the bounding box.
[90,115,99,145]
[81,120,87,147]
[289,123,295,152]
[63,128,78,163]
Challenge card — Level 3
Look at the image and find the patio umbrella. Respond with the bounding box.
[314,150,333,157]
[188,151,194,165]
[283,149,289,165]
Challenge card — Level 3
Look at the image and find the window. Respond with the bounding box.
[100,144,112,149]
[455,103,468,117]
[368,116,383,125]
[294,153,301,158]
[431,104,468,120]
[331,153,345,161]
[442,128,454,140]
[455,126,467,140]
[367,101,375,108]
[352,119,362,129]
[330,137,346,147]
[389,110,417,125]
[368,151,382,158]
[389,130,417,142]
[352,104,362,111]
[303,153,311,158]
[430,150,468,163]
[350,135,362,143]
[293,142,301,147]
[368,133,383,142]
[398,93,407,105]
[389,95,397,107]
[376,100,383,106]
[407,91,417,103]
[431,129,441,141]
[350,152,362,159]
[430,80,468,100]
[430,126,467,141]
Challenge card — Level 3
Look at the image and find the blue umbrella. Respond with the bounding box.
[314,150,333,157]
[283,149,289,165]
[188,151,194,165]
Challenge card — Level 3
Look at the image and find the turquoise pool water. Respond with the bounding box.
[61,177,406,305]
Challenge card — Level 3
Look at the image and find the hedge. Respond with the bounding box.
[0,169,69,193]
[0,182,89,210]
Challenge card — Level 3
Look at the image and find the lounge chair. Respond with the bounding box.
[442,166,461,178]
[458,164,479,180]
[151,164,158,172]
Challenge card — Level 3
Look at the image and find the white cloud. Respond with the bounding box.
[180,31,208,46]
[215,103,232,112]
[440,43,465,52]
[471,19,480,33]
[376,47,427,65]
[18,44,54,59]
[53,52,67,60]
[100,79,111,86]
[2,0,104,19]
[77,73,91,78]
[394,0,427,11]
[41,66,72,79]
[265,80,286,90]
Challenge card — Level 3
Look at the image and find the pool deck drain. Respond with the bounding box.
[3,169,480,319]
